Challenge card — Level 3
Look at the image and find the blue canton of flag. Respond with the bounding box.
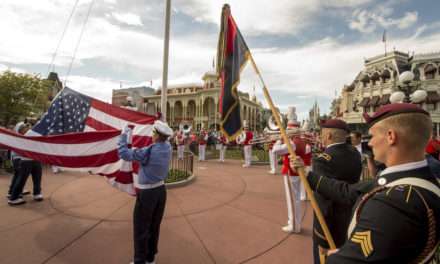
[33,88,91,135]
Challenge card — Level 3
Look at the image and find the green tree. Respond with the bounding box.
[0,70,51,127]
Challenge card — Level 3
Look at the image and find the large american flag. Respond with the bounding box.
[0,87,156,195]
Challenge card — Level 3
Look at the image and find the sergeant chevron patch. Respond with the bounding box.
[351,230,373,257]
[317,153,331,161]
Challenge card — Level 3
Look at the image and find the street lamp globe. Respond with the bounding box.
[399,71,415,84]
[410,89,428,103]
[390,91,406,103]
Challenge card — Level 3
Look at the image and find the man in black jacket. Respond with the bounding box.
[293,103,440,263]
[311,119,362,263]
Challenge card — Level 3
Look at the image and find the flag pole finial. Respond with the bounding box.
[222,4,231,15]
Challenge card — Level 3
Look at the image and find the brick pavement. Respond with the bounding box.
[0,159,312,264]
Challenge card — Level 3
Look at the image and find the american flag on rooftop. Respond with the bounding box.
[0,87,156,195]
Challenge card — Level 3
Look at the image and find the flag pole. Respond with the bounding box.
[248,53,337,250]
[160,0,171,122]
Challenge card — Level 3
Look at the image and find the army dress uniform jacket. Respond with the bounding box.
[312,142,362,248]
[308,161,440,263]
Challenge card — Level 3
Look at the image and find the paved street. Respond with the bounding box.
[0,160,312,264]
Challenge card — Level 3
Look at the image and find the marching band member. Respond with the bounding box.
[237,121,253,168]
[268,134,278,174]
[300,134,313,200]
[175,130,185,160]
[217,132,228,162]
[272,107,306,233]
[198,127,208,161]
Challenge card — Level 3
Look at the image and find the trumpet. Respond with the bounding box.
[236,131,246,144]
[250,131,316,145]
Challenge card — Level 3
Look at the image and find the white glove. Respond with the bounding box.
[123,125,132,134]
[289,156,305,170]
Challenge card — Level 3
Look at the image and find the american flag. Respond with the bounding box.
[0,87,156,195]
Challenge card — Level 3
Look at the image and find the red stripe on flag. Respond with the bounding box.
[0,127,120,144]
[0,144,120,168]
[132,135,152,148]
[85,116,117,131]
[226,15,237,55]
[100,170,133,184]
[91,99,156,124]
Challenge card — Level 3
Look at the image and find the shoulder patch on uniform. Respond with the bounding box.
[317,153,331,161]
[351,230,373,258]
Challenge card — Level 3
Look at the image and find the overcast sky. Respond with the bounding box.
[1,0,439,120]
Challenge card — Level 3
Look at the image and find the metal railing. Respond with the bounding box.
[166,150,194,183]
[188,143,270,164]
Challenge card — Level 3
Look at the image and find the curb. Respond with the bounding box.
[166,173,196,189]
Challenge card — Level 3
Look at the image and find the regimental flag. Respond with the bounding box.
[0,87,156,195]
[217,4,250,139]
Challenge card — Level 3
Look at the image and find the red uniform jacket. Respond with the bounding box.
[303,143,312,166]
[198,132,208,145]
[426,138,440,155]
[219,135,227,145]
[269,140,276,150]
[243,131,253,145]
[281,137,307,176]
[176,134,185,146]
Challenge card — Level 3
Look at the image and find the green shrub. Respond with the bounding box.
[166,169,190,183]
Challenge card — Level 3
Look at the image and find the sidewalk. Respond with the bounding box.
[0,160,312,264]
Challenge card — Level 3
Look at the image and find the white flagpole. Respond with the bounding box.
[161,0,171,122]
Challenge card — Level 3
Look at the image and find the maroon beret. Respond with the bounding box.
[320,119,349,132]
[363,103,429,126]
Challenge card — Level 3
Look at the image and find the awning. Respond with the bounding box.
[427,91,440,103]
[369,96,380,106]
[379,94,390,105]
[358,97,370,107]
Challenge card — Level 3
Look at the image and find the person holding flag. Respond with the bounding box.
[118,120,173,264]
[291,103,440,263]
[308,119,362,263]
[8,122,44,205]
[216,3,338,249]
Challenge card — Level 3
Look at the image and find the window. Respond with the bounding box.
[424,65,436,80]
[425,72,435,80]
[363,106,370,113]
[427,103,437,111]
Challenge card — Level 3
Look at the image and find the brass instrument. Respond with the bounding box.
[267,112,284,131]
[179,123,192,137]
[250,131,316,145]
[236,131,246,144]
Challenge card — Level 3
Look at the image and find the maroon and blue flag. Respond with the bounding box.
[217,4,250,139]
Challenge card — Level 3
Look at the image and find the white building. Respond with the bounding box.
[334,50,440,135]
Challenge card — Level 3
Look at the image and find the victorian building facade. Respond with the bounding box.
[114,71,263,131]
[333,50,440,135]
[112,86,155,109]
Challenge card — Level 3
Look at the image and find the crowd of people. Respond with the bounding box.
[2,101,440,264]
[165,104,440,263]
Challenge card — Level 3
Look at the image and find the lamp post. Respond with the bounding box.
[390,71,427,104]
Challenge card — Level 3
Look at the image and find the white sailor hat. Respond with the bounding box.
[153,120,173,136]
